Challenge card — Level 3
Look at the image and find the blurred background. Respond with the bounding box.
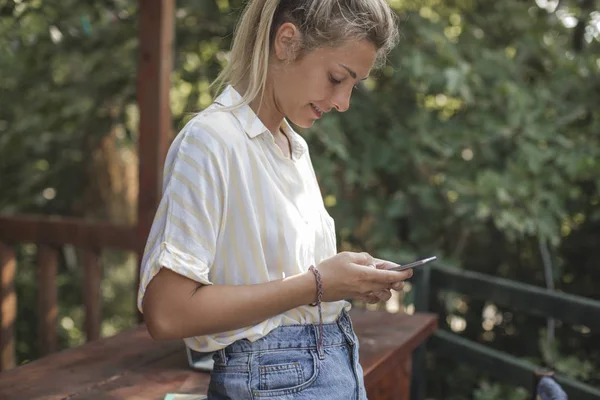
[0,0,599,399]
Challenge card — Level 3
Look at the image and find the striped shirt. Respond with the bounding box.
[137,85,350,352]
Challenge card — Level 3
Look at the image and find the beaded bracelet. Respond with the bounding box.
[308,265,324,353]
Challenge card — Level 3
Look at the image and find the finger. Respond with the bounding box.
[352,263,413,285]
[391,281,404,291]
[362,293,380,304]
[360,263,413,280]
[349,263,383,278]
[374,268,414,284]
[375,289,392,302]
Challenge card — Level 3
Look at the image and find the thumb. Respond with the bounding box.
[374,258,400,270]
[351,251,375,266]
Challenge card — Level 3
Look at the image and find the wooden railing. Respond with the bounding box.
[0,0,174,373]
[0,215,138,369]
[411,264,600,399]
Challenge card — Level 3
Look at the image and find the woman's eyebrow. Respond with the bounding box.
[338,64,368,80]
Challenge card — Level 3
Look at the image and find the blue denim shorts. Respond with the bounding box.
[207,310,367,399]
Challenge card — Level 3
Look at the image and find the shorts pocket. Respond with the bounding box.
[259,362,303,390]
[252,349,320,397]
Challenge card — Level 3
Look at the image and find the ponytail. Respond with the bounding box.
[212,0,280,111]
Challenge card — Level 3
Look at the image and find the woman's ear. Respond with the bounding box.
[273,22,301,62]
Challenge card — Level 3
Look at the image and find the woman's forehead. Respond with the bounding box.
[310,40,377,74]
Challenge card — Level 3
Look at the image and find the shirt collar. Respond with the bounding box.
[214,85,268,139]
[214,85,307,160]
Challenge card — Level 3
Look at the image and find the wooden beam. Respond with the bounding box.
[83,249,102,342]
[431,264,600,331]
[37,245,58,356]
[0,214,136,251]
[0,242,16,371]
[136,0,174,255]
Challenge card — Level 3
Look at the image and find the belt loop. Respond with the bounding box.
[217,348,228,365]
[313,325,325,360]
[338,311,356,346]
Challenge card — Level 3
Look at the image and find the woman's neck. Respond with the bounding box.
[233,81,284,136]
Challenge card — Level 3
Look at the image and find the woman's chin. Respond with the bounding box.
[287,115,316,129]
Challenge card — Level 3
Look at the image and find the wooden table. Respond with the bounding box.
[0,309,436,400]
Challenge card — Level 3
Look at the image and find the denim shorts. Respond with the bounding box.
[207,310,367,399]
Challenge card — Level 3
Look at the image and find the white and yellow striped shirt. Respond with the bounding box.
[137,85,350,352]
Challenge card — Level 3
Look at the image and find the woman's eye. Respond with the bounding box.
[328,74,342,85]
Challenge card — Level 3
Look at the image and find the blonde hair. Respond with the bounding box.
[212,0,399,110]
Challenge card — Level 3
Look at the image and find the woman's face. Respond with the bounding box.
[270,24,377,128]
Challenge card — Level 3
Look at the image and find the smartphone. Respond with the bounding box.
[389,256,437,272]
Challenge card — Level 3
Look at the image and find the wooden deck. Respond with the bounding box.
[0,309,436,400]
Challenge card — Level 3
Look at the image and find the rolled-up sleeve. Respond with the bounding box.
[137,121,228,312]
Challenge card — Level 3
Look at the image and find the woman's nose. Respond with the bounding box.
[332,88,352,112]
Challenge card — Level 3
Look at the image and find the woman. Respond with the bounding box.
[139,1,411,398]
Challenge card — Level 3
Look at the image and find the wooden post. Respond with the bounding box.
[0,242,16,371]
[135,0,174,319]
[37,245,58,356]
[83,249,102,342]
[411,265,432,400]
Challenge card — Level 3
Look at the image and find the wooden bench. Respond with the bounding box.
[0,308,436,400]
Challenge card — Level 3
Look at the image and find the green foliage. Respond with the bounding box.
[0,0,138,214]
[2,0,599,398]
[310,0,600,255]
[473,382,529,400]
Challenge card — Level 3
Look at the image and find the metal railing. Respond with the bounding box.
[410,263,600,399]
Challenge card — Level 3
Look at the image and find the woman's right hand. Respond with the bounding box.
[314,251,413,303]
